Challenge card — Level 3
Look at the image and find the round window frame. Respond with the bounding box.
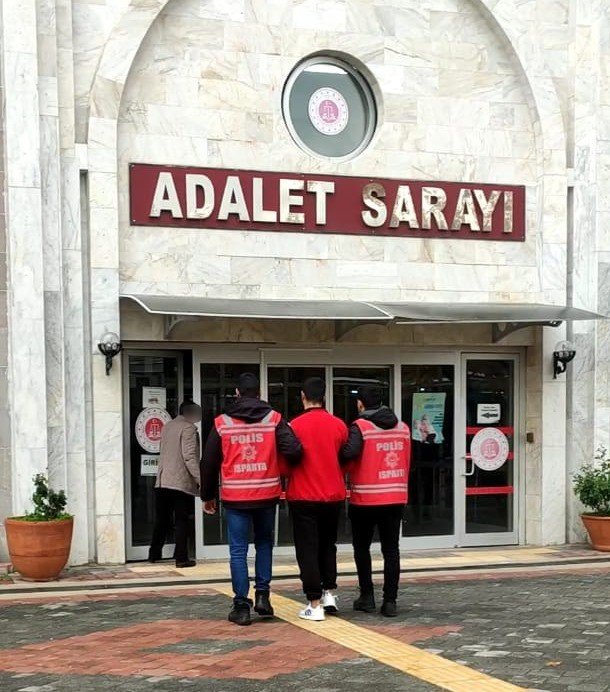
[281,55,378,162]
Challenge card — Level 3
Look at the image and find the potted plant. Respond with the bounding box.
[5,474,73,580]
[573,446,610,551]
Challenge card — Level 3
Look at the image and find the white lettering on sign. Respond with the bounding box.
[252,177,277,223]
[132,166,525,239]
[234,462,268,473]
[218,175,250,221]
[375,440,404,452]
[230,433,264,444]
[186,174,214,219]
[390,185,418,228]
[451,188,480,231]
[307,180,335,225]
[361,183,387,227]
[279,179,305,224]
[150,172,183,218]
[379,469,406,479]
[421,187,448,230]
[474,189,501,232]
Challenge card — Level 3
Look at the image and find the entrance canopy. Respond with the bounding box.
[123,294,604,324]
[122,294,606,342]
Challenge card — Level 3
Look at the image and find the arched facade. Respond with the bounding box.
[3,0,607,564]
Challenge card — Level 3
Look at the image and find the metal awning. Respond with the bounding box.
[122,294,604,324]
[377,302,603,324]
[122,294,388,320]
[121,294,605,342]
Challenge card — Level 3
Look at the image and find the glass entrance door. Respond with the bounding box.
[124,351,183,561]
[458,355,519,546]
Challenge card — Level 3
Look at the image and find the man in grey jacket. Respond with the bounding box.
[149,400,202,567]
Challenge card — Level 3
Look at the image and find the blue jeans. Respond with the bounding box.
[226,506,275,605]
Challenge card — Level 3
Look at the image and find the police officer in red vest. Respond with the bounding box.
[201,373,302,626]
[341,384,411,617]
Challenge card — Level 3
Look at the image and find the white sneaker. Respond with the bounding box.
[321,590,338,614]
[298,602,325,621]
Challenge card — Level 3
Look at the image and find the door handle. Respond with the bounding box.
[462,456,475,477]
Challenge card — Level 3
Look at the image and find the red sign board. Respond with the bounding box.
[129,164,525,241]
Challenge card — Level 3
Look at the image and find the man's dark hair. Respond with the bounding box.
[302,377,326,405]
[236,372,260,398]
[179,400,202,417]
[358,385,383,410]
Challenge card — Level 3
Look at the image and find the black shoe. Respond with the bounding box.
[148,556,161,564]
[228,604,252,626]
[175,559,197,568]
[353,592,376,613]
[380,600,398,617]
[254,591,274,618]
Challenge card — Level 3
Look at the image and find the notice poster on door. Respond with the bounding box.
[412,392,446,444]
[143,387,167,409]
[141,455,159,476]
[477,403,501,425]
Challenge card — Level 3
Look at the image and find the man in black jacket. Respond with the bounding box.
[201,373,302,626]
[342,384,411,617]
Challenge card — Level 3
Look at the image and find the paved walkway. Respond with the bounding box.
[0,549,609,691]
[1,544,608,591]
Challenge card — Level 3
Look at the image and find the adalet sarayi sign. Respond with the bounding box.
[130,164,525,241]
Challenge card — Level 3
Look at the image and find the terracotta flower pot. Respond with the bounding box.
[581,514,610,552]
[5,517,73,581]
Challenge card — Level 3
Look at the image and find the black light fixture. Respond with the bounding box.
[553,340,576,379]
[98,331,123,375]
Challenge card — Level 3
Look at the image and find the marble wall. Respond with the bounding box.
[0,27,10,558]
[116,0,555,304]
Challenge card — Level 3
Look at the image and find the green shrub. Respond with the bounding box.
[573,447,610,516]
[17,474,72,522]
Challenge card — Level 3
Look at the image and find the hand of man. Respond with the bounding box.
[203,499,217,515]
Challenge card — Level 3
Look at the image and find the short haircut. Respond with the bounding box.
[237,372,260,398]
[302,377,326,405]
[179,400,202,417]
[358,384,383,409]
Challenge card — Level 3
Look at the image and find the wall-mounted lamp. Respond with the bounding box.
[98,332,123,375]
[553,340,576,379]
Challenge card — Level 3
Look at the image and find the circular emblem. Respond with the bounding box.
[470,428,510,472]
[384,451,400,469]
[135,407,172,453]
[308,88,349,135]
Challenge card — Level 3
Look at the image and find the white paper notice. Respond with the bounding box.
[477,403,501,425]
[143,387,167,409]
[141,455,159,476]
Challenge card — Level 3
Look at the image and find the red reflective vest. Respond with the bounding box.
[215,410,282,502]
[349,418,411,506]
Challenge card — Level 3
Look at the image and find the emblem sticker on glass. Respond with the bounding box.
[308,87,349,136]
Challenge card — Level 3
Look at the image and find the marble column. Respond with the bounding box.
[1,0,48,513]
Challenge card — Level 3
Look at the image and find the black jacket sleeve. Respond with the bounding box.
[200,428,223,501]
[340,423,364,464]
[275,418,303,466]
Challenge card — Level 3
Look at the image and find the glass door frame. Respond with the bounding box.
[123,349,184,561]
[191,345,524,559]
[456,352,523,547]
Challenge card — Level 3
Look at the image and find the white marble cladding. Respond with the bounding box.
[112,0,563,302]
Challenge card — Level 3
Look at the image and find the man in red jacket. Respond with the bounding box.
[287,377,348,621]
[341,384,411,617]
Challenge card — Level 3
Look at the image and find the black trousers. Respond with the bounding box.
[149,488,194,563]
[290,501,342,602]
[349,504,403,602]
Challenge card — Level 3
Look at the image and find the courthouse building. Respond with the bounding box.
[0,0,609,564]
